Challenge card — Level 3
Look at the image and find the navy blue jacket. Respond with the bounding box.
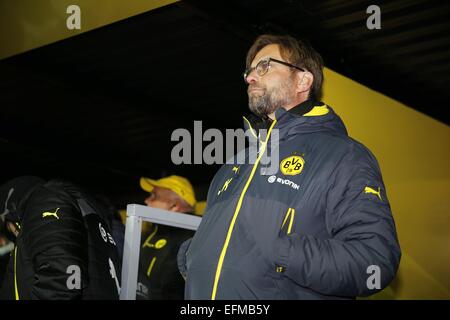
[178,102,401,299]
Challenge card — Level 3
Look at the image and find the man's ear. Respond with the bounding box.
[170,202,180,212]
[296,71,314,94]
[171,200,192,213]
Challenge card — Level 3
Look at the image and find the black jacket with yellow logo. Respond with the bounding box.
[137,223,194,300]
[179,101,401,300]
[0,178,121,300]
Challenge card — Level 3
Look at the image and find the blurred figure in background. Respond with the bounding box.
[0,176,121,300]
[94,194,125,262]
[129,175,199,300]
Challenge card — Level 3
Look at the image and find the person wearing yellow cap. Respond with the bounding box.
[140,175,196,213]
[135,175,196,300]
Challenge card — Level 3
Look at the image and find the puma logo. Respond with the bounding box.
[42,208,60,219]
[364,186,382,200]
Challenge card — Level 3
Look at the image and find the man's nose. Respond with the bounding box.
[245,70,258,84]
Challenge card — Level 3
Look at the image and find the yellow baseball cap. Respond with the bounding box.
[140,175,197,208]
[193,200,206,216]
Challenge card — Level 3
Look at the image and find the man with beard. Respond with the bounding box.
[178,34,401,299]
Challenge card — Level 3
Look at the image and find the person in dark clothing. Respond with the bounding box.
[0,176,121,300]
[135,175,196,300]
[178,34,401,300]
[93,195,125,262]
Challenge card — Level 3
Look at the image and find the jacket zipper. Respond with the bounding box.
[14,246,19,300]
[276,208,296,274]
[210,119,277,300]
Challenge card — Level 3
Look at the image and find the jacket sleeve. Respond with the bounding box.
[275,144,401,297]
[22,186,88,300]
[177,168,222,279]
[177,238,192,280]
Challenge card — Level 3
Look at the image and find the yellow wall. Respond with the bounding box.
[322,69,450,299]
[0,0,178,60]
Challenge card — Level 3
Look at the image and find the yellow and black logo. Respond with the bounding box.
[280,156,305,176]
[155,239,167,249]
[217,178,233,195]
[42,208,60,219]
[364,186,382,200]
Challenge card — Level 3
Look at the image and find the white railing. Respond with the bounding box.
[120,204,201,300]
